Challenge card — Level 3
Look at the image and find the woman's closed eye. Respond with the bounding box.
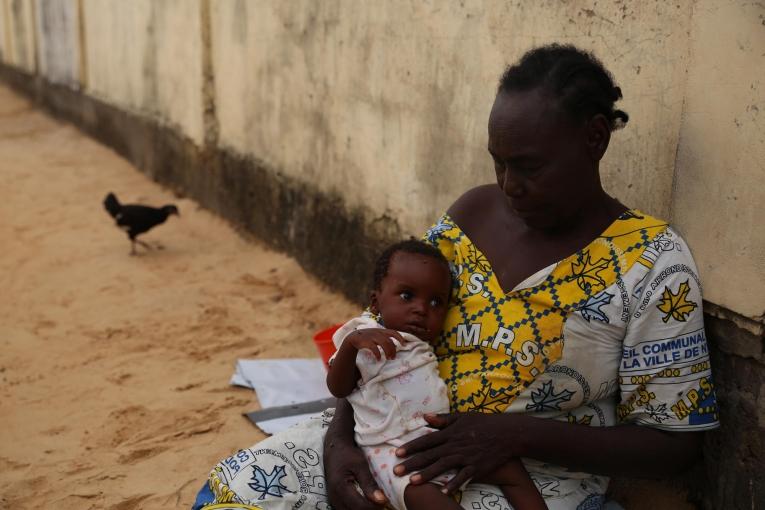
[491,151,543,177]
[517,163,543,175]
[491,156,505,173]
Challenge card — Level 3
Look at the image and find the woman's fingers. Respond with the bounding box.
[441,466,475,495]
[352,465,388,507]
[394,444,452,476]
[423,412,457,429]
[332,478,384,510]
[396,425,448,457]
[408,455,462,485]
[329,465,387,510]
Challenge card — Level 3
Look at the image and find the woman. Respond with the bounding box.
[194,44,718,510]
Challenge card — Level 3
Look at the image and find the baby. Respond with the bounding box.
[326,240,546,510]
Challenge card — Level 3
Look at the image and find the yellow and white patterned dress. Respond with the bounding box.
[194,210,719,510]
[423,210,719,507]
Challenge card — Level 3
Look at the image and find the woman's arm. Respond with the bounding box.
[323,398,388,509]
[394,412,703,493]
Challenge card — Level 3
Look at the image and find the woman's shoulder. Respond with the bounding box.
[446,184,504,227]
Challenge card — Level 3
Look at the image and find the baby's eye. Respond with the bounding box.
[429,298,443,307]
[399,291,412,301]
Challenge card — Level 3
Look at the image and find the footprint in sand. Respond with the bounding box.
[106,372,133,385]
[117,446,169,465]
[238,273,275,287]
[41,425,68,436]
[108,494,152,510]
[173,381,204,392]
[0,456,31,471]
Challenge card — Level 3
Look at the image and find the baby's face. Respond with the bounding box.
[372,251,451,343]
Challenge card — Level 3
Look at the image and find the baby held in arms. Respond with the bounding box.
[326,240,547,510]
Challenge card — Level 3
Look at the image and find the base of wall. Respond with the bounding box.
[2,64,762,510]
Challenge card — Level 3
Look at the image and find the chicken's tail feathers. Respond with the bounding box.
[103,192,121,218]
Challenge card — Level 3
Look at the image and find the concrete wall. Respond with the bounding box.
[672,0,765,319]
[34,0,79,88]
[211,1,694,236]
[1,1,763,507]
[209,0,764,323]
[0,1,5,61]
[81,0,205,144]
[2,0,36,72]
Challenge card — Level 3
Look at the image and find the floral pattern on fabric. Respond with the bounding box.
[423,211,672,415]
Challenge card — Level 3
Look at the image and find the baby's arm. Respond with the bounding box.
[326,328,407,398]
[482,460,548,510]
[326,335,362,398]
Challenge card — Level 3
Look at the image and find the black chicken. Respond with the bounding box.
[103,192,179,255]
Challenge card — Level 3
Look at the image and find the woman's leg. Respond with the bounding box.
[192,409,335,509]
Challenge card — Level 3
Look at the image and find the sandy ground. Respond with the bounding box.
[0,85,357,509]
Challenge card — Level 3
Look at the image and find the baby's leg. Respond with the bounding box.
[404,483,462,510]
[482,461,547,510]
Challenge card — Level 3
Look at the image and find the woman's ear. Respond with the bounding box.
[586,114,611,161]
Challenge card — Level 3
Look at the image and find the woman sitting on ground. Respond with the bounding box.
[193,43,719,510]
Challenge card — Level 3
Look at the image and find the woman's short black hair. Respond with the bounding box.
[498,44,628,130]
[372,239,450,290]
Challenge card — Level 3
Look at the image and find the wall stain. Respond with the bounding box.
[200,0,218,147]
[231,0,247,45]
[10,0,28,67]
[141,2,158,115]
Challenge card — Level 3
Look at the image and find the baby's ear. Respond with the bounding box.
[369,291,379,314]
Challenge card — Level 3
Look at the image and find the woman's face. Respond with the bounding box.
[488,88,603,230]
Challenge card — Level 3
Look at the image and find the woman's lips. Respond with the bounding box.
[512,206,541,219]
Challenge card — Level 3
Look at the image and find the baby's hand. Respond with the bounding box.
[347,328,407,360]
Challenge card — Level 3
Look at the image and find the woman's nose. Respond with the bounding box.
[500,167,525,197]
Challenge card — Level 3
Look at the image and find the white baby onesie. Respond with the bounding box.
[332,315,452,510]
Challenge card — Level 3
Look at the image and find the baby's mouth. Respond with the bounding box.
[404,323,427,337]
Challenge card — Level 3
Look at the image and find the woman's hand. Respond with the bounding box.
[324,438,388,509]
[324,399,388,509]
[393,412,522,494]
[347,328,406,360]
[395,410,704,485]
